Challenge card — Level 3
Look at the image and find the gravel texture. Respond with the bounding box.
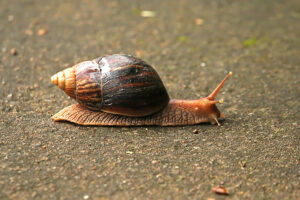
[0,0,299,199]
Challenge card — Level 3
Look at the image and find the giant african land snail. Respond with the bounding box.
[51,54,232,126]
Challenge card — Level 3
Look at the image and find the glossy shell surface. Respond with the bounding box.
[57,54,170,117]
[97,55,170,116]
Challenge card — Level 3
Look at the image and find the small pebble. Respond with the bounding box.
[6,93,13,100]
[24,29,33,35]
[195,18,204,25]
[212,186,229,195]
[9,103,16,108]
[8,15,14,22]
[37,28,48,36]
[10,48,17,56]
[140,10,156,17]
[193,129,199,134]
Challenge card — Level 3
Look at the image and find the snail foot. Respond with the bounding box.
[52,104,107,126]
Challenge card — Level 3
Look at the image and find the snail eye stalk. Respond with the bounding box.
[207,72,232,100]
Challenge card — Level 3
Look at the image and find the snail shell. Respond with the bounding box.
[51,54,169,117]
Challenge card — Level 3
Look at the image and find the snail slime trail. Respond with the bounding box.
[51,54,232,126]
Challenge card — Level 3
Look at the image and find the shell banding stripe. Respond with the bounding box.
[102,67,158,92]
[75,61,103,110]
[62,67,76,99]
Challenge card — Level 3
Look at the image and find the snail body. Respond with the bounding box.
[51,54,232,126]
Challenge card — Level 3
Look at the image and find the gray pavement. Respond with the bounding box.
[0,0,299,199]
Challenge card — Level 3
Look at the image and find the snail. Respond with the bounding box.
[51,54,232,126]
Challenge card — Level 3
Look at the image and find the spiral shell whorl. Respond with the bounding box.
[51,67,76,99]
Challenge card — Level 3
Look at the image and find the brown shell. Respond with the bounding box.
[51,54,170,117]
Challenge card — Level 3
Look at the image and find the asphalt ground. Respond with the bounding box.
[0,0,299,199]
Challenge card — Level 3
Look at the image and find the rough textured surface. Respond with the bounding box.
[0,0,299,199]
